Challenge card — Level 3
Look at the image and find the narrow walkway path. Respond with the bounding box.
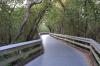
[25,35,89,66]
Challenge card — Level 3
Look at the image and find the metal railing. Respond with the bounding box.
[50,33,100,65]
[0,39,43,66]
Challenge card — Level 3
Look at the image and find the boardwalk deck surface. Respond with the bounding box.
[25,35,89,66]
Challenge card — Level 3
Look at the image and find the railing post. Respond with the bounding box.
[50,33,100,66]
[0,39,44,66]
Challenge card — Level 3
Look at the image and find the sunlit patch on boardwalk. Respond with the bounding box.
[41,35,49,46]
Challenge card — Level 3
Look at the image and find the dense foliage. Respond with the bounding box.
[0,0,100,45]
[42,0,100,42]
[0,0,50,44]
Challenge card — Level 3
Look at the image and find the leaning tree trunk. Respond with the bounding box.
[13,0,42,42]
[26,4,50,40]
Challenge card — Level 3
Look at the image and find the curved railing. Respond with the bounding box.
[0,39,43,66]
[50,33,100,65]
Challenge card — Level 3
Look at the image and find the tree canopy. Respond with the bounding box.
[0,0,100,45]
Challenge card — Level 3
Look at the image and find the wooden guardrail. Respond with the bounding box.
[50,33,100,66]
[0,39,43,66]
[39,32,50,35]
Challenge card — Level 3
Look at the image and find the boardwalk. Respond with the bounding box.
[25,35,89,66]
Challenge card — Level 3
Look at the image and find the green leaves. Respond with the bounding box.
[0,0,100,44]
[39,0,100,42]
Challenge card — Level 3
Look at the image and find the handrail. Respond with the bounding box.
[0,39,41,51]
[39,32,50,35]
[50,33,91,43]
[50,33,100,65]
[0,39,43,66]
